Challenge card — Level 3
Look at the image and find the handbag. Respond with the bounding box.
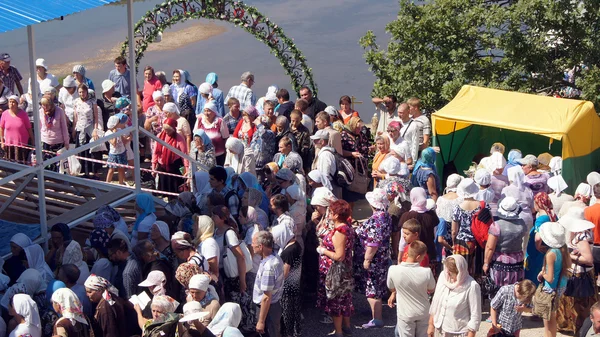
[325,260,354,299]
[565,268,595,298]
[222,229,253,278]
[90,129,108,153]
[347,158,369,194]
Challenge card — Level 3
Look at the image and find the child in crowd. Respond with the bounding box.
[489,279,536,337]
[387,241,436,337]
[401,219,430,267]
[105,115,127,185]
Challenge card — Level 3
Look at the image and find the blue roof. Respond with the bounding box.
[0,0,120,33]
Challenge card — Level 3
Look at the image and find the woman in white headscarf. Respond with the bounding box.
[1,269,47,310]
[547,174,573,215]
[24,244,54,284]
[62,240,91,285]
[224,137,255,175]
[286,184,307,250]
[307,170,333,195]
[207,302,242,337]
[150,220,172,257]
[558,182,592,218]
[501,166,534,228]
[428,255,481,337]
[9,294,42,337]
[587,171,600,205]
[188,274,221,324]
[436,174,463,259]
[51,288,90,337]
[193,215,220,279]
[7,233,33,282]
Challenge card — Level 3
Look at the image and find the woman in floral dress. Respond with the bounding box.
[316,199,354,337]
[353,188,391,329]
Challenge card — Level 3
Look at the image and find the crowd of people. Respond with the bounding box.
[2,53,600,337]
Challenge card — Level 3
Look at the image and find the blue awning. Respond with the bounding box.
[0,0,120,33]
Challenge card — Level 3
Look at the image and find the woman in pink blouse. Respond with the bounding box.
[195,101,228,166]
[40,96,69,171]
[0,95,33,162]
[152,118,189,194]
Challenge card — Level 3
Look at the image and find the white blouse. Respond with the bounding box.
[430,275,482,334]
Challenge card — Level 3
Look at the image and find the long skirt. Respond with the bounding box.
[156,158,184,194]
[557,269,598,334]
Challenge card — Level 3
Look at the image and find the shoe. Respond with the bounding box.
[320,316,334,324]
[342,326,352,336]
[485,316,492,323]
[326,331,343,337]
[361,319,383,329]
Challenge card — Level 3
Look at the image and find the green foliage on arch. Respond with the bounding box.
[120,0,317,95]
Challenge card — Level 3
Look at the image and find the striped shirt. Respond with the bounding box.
[253,253,284,304]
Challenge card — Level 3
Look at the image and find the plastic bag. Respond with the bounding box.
[57,145,81,176]
[90,129,108,153]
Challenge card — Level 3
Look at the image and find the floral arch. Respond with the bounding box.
[120,0,318,95]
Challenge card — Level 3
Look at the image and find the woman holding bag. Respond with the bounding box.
[556,208,597,334]
[535,221,571,337]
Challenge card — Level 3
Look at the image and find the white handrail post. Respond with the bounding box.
[27,25,48,250]
[127,0,141,194]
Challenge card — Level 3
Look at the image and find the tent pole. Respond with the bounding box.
[127,0,141,194]
[27,25,48,250]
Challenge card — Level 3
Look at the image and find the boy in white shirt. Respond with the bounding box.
[387,240,436,337]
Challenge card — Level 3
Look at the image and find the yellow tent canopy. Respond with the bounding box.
[432,85,600,191]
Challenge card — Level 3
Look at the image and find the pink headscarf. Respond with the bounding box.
[410,187,428,213]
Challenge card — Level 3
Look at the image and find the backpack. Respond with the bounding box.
[471,201,493,248]
[143,313,180,337]
[320,148,355,187]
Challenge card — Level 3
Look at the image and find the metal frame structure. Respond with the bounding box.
[0,0,205,252]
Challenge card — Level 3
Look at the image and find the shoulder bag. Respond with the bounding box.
[222,228,253,278]
[347,157,369,194]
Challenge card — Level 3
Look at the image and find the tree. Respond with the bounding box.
[360,0,600,111]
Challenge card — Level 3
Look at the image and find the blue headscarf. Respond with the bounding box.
[239,172,270,216]
[46,280,66,307]
[193,129,213,147]
[411,147,437,187]
[507,149,522,166]
[225,167,236,188]
[134,193,156,231]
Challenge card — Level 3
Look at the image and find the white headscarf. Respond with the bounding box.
[62,240,90,285]
[271,223,294,255]
[430,255,473,320]
[1,269,46,309]
[225,138,245,173]
[207,303,242,336]
[24,244,54,283]
[445,173,463,193]
[10,233,32,249]
[189,274,220,303]
[308,170,332,191]
[310,187,337,207]
[507,165,526,191]
[153,221,171,241]
[12,294,41,329]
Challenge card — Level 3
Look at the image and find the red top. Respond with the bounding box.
[233,119,256,147]
[401,245,430,267]
[142,77,163,112]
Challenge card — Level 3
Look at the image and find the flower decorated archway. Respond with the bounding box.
[120,0,318,95]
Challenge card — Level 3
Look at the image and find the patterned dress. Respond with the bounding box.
[317,224,355,317]
[354,210,392,299]
[280,241,303,337]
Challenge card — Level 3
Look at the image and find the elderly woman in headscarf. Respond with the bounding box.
[233,105,258,146]
[502,166,535,231]
[436,174,463,259]
[195,101,228,166]
[2,269,47,313]
[96,204,129,238]
[152,118,189,194]
[399,187,440,266]
[190,129,216,170]
[131,193,158,246]
[85,274,140,337]
[503,149,523,176]
[307,170,333,196]
[547,174,573,216]
[411,147,441,201]
[262,162,282,198]
[242,188,269,229]
[559,182,592,218]
[24,244,54,284]
[224,137,255,175]
[353,188,391,328]
[150,220,174,260]
[1,94,33,162]
[273,223,303,337]
[475,168,496,211]
[51,288,90,337]
[588,171,600,205]
[275,168,298,196]
[89,229,113,282]
[207,303,242,337]
[283,153,306,192]
[7,233,33,283]
[8,294,42,337]
[192,215,220,279]
[428,255,482,337]
[188,274,221,325]
[134,294,178,333]
[371,134,393,187]
[483,197,528,291]
[525,192,558,285]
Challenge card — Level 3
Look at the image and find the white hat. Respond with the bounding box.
[138,270,166,289]
[179,301,210,323]
[310,129,329,140]
[558,207,594,233]
[587,172,600,187]
[547,175,568,194]
[517,154,538,166]
[380,156,401,175]
[163,102,179,115]
[575,183,592,198]
[107,115,120,129]
[188,274,210,291]
[474,168,491,186]
[445,173,463,192]
[63,75,76,88]
[365,188,389,210]
[457,178,479,199]
[497,197,521,220]
[538,221,566,248]
[35,58,47,70]
[101,80,115,94]
[325,106,339,116]
[549,157,563,173]
[199,82,213,95]
[152,90,164,100]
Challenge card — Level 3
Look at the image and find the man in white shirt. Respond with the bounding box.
[372,95,398,135]
[408,97,431,152]
[387,120,413,168]
[398,103,420,162]
[387,241,436,337]
[310,130,339,197]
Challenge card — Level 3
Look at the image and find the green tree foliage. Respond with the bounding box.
[360,0,600,111]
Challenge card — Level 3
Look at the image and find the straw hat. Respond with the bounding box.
[558,207,594,233]
[538,222,566,248]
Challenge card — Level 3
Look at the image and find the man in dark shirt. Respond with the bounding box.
[99,79,121,129]
[275,88,294,119]
[299,86,326,120]
[108,238,143,299]
[0,53,23,95]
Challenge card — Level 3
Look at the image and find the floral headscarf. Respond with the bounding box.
[90,229,110,256]
[534,192,557,222]
[84,274,119,305]
[51,288,88,325]
[175,262,202,289]
[93,213,114,230]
